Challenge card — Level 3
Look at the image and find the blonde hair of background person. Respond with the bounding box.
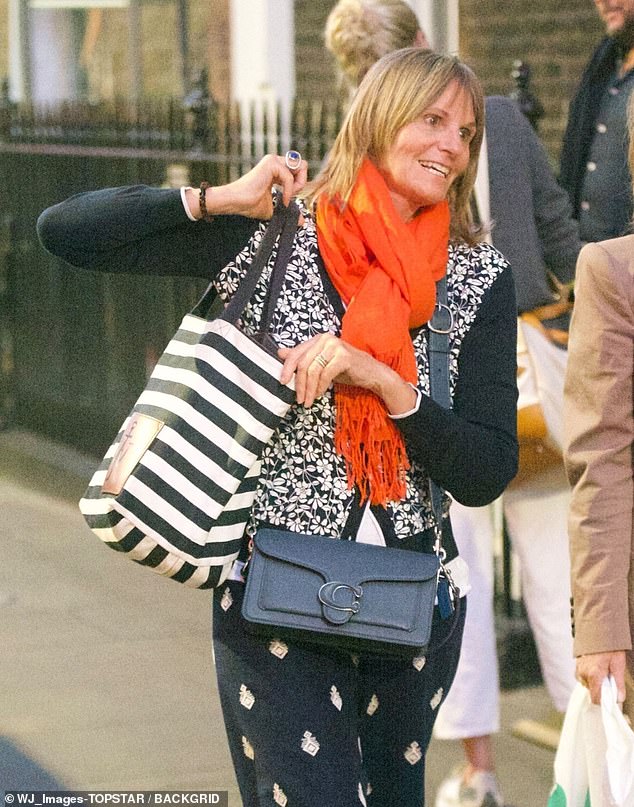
[304,47,484,244]
[324,0,429,94]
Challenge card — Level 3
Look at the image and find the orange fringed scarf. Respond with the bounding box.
[316,158,450,506]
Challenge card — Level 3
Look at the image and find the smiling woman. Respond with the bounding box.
[36,47,517,807]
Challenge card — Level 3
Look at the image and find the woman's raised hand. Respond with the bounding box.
[191,154,308,221]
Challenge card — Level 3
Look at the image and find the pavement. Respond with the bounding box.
[0,427,557,806]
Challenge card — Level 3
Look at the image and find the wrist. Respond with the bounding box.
[198,181,214,222]
[184,183,236,220]
[375,369,418,415]
[200,183,244,217]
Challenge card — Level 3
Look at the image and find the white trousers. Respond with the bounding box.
[434,465,576,740]
[504,464,576,712]
[433,501,500,739]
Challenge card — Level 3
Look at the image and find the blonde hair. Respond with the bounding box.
[303,48,485,245]
[325,0,420,93]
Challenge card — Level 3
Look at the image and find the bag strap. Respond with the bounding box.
[426,274,463,650]
[191,192,299,322]
[222,197,300,326]
[259,200,301,330]
[427,274,452,541]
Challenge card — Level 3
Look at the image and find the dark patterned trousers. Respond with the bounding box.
[211,581,466,807]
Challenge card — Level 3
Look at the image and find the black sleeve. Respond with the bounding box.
[36,185,259,279]
[397,264,519,506]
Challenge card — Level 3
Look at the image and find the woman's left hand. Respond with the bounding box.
[278,334,417,413]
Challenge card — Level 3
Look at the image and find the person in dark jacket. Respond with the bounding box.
[559,0,634,242]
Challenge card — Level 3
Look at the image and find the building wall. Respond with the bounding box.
[207,0,230,103]
[460,0,604,162]
[81,0,226,101]
[0,0,8,89]
[295,0,339,101]
[9,0,605,164]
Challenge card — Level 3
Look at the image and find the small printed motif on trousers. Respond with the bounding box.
[358,782,368,806]
[220,587,233,612]
[366,693,379,716]
[330,685,342,711]
[429,687,444,710]
[241,735,254,760]
[239,684,255,710]
[269,639,289,659]
[301,730,320,756]
[404,741,423,766]
[412,656,426,671]
[273,784,288,806]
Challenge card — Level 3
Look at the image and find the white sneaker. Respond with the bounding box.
[435,767,504,807]
[435,768,462,807]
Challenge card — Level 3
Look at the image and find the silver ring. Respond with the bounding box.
[314,353,328,369]
[285,150,302,172]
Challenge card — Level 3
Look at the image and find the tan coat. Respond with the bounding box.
[564,234,634,717]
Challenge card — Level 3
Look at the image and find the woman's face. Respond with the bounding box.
[376,81,476,221]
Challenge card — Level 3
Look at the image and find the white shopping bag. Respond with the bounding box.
[599,677,634,805]
[548,677,634,807]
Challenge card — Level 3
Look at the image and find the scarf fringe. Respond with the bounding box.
[335,385,410,505]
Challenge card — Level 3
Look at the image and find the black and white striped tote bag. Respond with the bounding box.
[79,200,299,589]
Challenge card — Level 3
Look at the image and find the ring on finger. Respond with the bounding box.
[285,149,302,172]
[314,353,329,369]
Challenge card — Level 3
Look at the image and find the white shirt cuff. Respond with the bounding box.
[388,383,422,420]
[181,186,198,221]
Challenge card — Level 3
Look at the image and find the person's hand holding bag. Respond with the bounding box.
[185,153,308,221]
[576,650,627,707]
[278,332,418,413]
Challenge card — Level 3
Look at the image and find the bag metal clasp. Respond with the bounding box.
[318,582,363,624]
[428,303,454,335]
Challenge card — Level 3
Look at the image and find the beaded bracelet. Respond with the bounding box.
[199,181,213,222]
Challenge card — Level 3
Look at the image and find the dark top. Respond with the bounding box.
[560,36,634,238]
[577,69,634,241]
[485,96,581,325]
